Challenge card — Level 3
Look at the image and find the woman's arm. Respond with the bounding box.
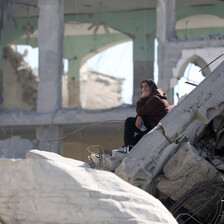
[136,96,158,116]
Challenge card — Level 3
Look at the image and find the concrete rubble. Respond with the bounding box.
[155,142,224,223]
[2,46,38,110]
[115,60,224,188]
[0,150,178,224]
[156,142,223,201]
[89,61,224,222]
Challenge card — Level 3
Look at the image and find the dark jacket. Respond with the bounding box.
[136,89,169,128]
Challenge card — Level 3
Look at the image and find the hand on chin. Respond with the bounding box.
[141,91,150,98]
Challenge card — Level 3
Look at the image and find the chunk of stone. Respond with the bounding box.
[216,162,224,170]
[217,130,224,149]
[211,158,221,166]
[89,153,123,171]
[0,157,178,224]
[26,149,90,168]
[157,142,224,201]
[213,115,224,131]
[115,126,178,190]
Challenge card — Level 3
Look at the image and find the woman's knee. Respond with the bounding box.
[125,117,136,127]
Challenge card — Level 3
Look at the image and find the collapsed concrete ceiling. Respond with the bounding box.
[10,0,224,18]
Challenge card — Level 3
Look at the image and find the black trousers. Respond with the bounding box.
[124,117,152,147]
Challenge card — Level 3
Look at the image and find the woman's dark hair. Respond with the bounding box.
[141,78,158,92]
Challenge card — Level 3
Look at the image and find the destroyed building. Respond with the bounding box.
[0,0,224,223]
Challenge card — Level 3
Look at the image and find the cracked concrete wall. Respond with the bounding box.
[158,41,224,96]
[156,0,224,104]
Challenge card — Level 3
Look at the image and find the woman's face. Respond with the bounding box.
[141,82,151,94]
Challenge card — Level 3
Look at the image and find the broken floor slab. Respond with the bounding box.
[115,126,178,190]
[0,150,178,224]
[115,60,224,192]
[156,142,223,201]
[156,142,224,223]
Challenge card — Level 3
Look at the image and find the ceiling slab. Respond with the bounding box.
[10,0,224,18]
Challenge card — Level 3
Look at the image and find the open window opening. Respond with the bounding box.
[174,63,205,104]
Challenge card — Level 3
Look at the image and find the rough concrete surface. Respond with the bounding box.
[0,150,178,224]
[156,142,223,201]
[115,61,224,191]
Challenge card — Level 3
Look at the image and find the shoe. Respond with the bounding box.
[113,145,133,154]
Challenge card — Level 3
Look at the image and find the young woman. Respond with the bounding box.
[118,78,169,153]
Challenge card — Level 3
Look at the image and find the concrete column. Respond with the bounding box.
[156,0,176,42]
[36,0,64,154]
[67,60,81,108]
[68,81,81,108]
[156,0,177,103]
[0,68,3,104]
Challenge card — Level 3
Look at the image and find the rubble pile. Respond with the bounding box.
[194,113,224,171]
[89,61,224,223]
[155,142,224,223]
[3,46,38,110]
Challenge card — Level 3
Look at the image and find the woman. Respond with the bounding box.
[118,78,169,153]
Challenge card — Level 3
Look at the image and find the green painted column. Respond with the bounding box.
[132,32,155,103]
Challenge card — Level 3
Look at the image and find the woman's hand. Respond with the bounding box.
[135,116,143,129]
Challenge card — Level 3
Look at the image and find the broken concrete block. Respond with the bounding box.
[0,158,178,224]
[157,142,224,201]
[89,153,123,171]
[213,114,224,131]
[26,149,90,168]
[0,136,34,158]
[217,129,224,149]
[115,125,179,190]
[161,65,224,144]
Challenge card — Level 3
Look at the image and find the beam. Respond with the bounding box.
[0,107,136,127]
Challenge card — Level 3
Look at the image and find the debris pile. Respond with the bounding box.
[89,61,224,223]
[194,113,224,171]
[3,46,38,110]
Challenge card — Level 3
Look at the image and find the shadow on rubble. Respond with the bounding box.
[150,114,224,224]
[89,110,224,224]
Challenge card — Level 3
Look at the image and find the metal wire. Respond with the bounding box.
[46,119,124,152]
[170,181,224,224]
